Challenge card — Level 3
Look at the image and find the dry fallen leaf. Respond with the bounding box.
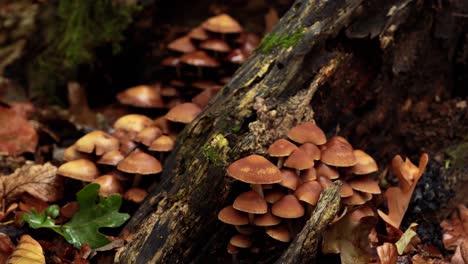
[377,153,429,229]
[0,162,63,207]
[0,233,15,264]
[6,234,45,264]
[377,242,397,264]
[395,223,419,254]
[0,106,38,155]
[322,206,377,264]
[441,204,468,251]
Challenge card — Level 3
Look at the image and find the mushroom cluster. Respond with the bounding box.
[117,13,260,114]
[57,113,173,204]
[218,122,381,255]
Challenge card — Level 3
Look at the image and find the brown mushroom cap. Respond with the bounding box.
[264,190,285,204]
[230,234,252,248]
[117,150,162,175]
[160,56,181,67]
[316,163,340,180]
[348,176,381,194]
[218,205,249,225]
[227,154,282,184]
[200,39,231,53]
[188,26,209,41]
[58,159,99,182]
[113,114,154,134]
[149,135,175,152]
[300,167,317,182]
[342,191,372,205]
[233,190,268,214]
[179,51,220,67]
[320,136,357,167]
[287,122,327,145]
[340,181,354,198]
[283,148,314,170]
[279,169,301,190]
[135,126,163,147]
[294,180,323,205]
[92,175,123,197]
[299,143,321,160]
[192,87,221,108]
[254,210,281,226]
[272,194,305,218]
[227,243,239,255]
[62,144,87,161]
[350,149,378,175]
[96,150,124,166]
[165,102,202,124]
[167,36,196,53]
[117,85,165,108]
[124,187,148,203]
[268,139,298,157]
[266,225,291,242]
[75,130,119,156]
[317,175,333,189]
[202,13,243,34]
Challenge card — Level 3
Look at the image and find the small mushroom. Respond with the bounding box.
[227,154,282,197]
[287,122,327,145]
[117,150,162,186]
[92,174,124,197]
[268,138,298,168]
[124,187,148,203]
[57,159,99,182]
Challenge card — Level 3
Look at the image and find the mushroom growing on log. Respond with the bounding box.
[114,0,468,262]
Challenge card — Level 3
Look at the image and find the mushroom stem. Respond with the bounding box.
[250,184,264,198]
[277,157,284,168]
[248,213,254,225]
[132,174,142,187]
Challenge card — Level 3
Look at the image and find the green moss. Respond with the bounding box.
[445,139,468,169]
[30,0,139,103]
[202,134,230,167]
[258,27,306,53]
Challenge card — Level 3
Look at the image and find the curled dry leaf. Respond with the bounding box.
[0,106,38,155]
[322,206,378,264]
[395,223,419,254]
[441,204,468,251]
[6,234,45,264]
[377,153,429,229]
[0,162,63,206]
[377,242,397,264]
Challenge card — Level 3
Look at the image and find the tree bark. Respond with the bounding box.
[115,0,468,262]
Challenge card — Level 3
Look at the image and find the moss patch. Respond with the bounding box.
[202,134,230,166]
[258,27,306,53]
[30,0,139,103]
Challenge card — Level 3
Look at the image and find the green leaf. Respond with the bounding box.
[22,183,129,249]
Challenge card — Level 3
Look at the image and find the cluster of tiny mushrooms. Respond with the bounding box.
[115,13,259,112]
[56,14,258,207]
[218,122,383,253]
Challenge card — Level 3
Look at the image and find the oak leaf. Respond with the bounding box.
[377,153,429,229]
[0,162,63,206]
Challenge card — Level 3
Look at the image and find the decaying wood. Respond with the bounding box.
[276,182,342,264]
[115,0,468,262]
